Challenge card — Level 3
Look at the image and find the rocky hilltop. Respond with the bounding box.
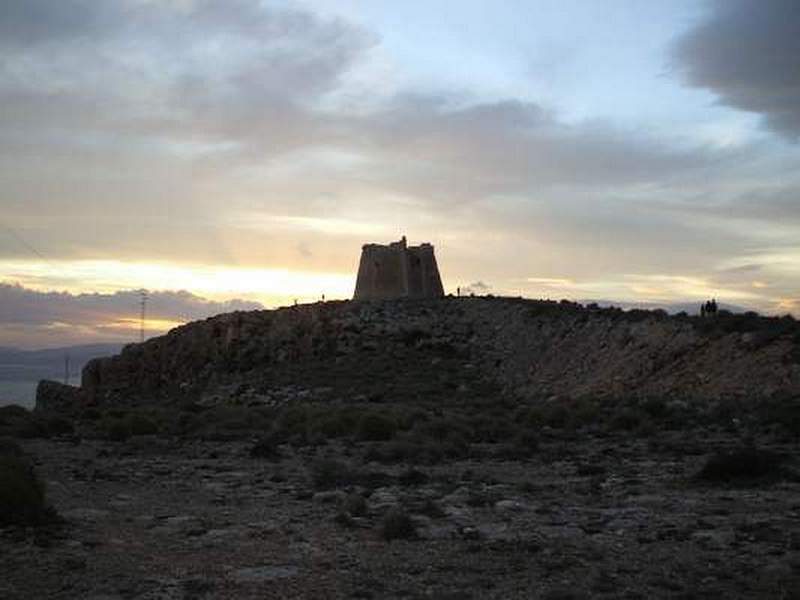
[75,297,800,407]
[10,296,800,599]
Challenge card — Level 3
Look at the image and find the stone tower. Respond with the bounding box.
[353,236,444,300]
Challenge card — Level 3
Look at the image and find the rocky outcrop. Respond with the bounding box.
[79,298,800,406]
[35,380,87,413]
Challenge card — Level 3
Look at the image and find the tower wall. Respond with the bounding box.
[405,243,444,298]
[353,237,444,300]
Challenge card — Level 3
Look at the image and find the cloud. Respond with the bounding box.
[348,96,717,205]
[673,0,800,139]
[0,2,719,198]
[0,283,262,348]
[461,281,491,295]
[0,0,737,279]
[0,0,797,319]
[0,0,118,45]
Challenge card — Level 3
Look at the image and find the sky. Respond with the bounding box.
[1,0,799,348]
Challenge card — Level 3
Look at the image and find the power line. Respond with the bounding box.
[0,222,52,265]
[2,223,156,347]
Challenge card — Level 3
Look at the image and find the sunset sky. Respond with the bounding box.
[1,0,799,348]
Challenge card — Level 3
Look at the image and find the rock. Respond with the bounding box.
[154,515,206,536]
[442,486,471,506]
[35,380,86,413]
[231,565,298,583]
[312,490,346,504]
[476,522,513,541]
[204,526,245,540]
[369,490,399,511]
[691,529,735,549]
[63,508,110,521]
[416,522,458,540]
[494,499,528,513]
[442,505,473,527]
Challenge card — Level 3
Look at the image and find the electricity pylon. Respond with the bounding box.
[139,289,148,343]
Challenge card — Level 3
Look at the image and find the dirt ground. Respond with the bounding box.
[2,426,798,599]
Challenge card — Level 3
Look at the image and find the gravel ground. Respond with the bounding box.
[2,428,798,599]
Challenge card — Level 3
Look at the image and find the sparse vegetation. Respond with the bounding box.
[381,507,416,541]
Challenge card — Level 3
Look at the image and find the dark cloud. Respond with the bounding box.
[0,0,116,45]
[0,283,262,348]
[0,1,715,191]
[673,0,800,139]
[354,97,715,204]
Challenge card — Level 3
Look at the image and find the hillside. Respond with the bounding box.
[79,297,800,407]
[9,297,800,599]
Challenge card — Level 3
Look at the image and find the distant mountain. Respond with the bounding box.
[0,343,123,383]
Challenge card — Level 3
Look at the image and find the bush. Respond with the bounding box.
[381,507,416,541]
[80,407,102,421]
[357,412,398,441]
[311,412,356,439]
[342,493,368,517]
[397,467,429,487]
[0,437,23,456]
[364,439,421,464]
[759,398,800,438]
[126,413,158,436]
[194,406,270,441]
[498,429,539,459]
[641,397,668,419]
[0,452,55,526]
[310,458,359,490]
[469,414,514,443]
[0,406,50,439]
[45,416,75,436]
[608,408,644,431]
[524,404,569,429]
[418,498,446,519]
[418,417,471,442]
[696,447,784,483]
[276,405,312,439]
[104,418,130,442]
[250,435,281,459]
[0,405,29,421]
[366,428,471,465]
